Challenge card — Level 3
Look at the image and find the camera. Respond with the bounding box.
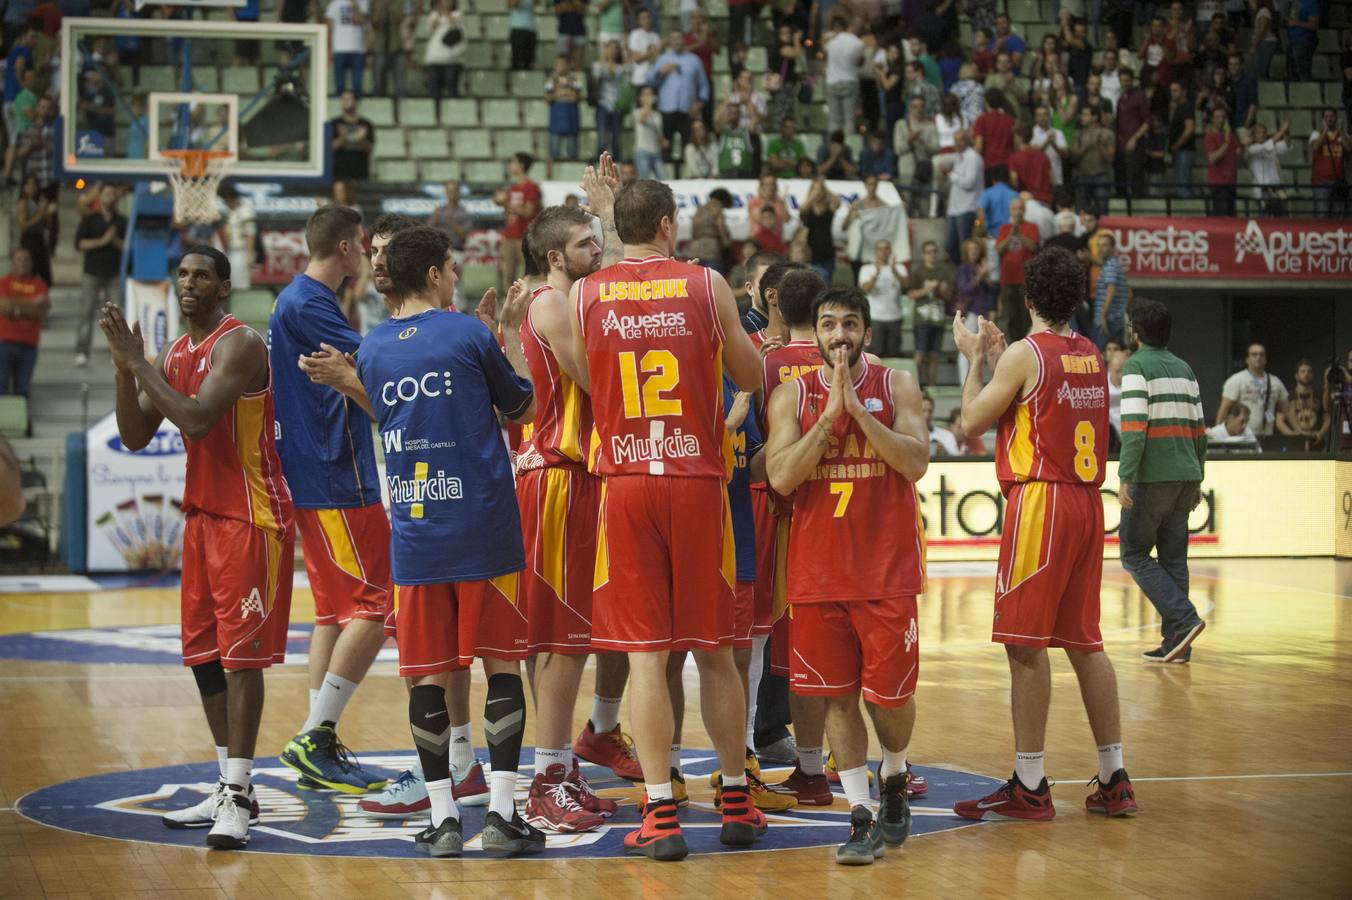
[1327,359,1347,389]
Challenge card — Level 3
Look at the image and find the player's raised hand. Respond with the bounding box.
[839,352,865,421]
[99,303,145,372]
[475,287,499,332]
[580,163,615,220]
[725,390,752,431]
[758,335,784,358]
[598,150,621,193]
[500,278,531,330]
[952,311,984,363]
[980,317,1007,368]
[821,345,848,429]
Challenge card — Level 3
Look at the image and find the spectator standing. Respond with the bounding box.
[922,393,961,457]
[1116,69,1151,197]
[79,70,116,144]
[1009,122,1054,205]
[1226,53,1257,131]
[1091,232,1127,350]
[972,87,1015,185]
[952,237,996,384]
[15,175,54,289]
[1072,103,1115,211]
[330,91,375,182]
[893,95,937,186]
[650,30,709,166]
[1217,342,1291,436]
[952,62,987,123]
[977,176,1017,235]
[428,179,472,269]
[688,188,734,274]
[995,196,1039,342]
[219,185,257,291]
[592,41,630,161]
[858,239,907,357]
[682,118,718,176]
[633,85,666,178]
[1286,0,1319,83]
[1280,360,1331,449]
[1248,0,1278,78]
[1166,81,1196,198]
[946,130,984,262]
[1310,109,1350,218]
[798,177,841,283]
[860,131,898,180]
[595,0,624,48]
[0,247,49,399]
[1032,104,1069,188]
[3,26,36,137]
[823,17,866,136]
[684,9,720,93]
[1116,297,1208,665]
[715,98,757,176]
[765,116,806,178]
[627,8,661,87]
[423,0,464,113]
[816,129,859,178]
[906,240,955,386]
[507,0,537,71]
[728,0,761,50]
[1063,16,1095,85]
[905,60,943,119]
[1243,121,1290,217]
[14,97,58,248]
[370,0,415,104]
[495,152,541,289]
[750,206,788,255]
[326,0,369,97]
[984,53,1029,110]
[554,0,588,68]
[544,56,583,175]
[992,13,1027,72]
[73,183,126,367]
[1203,106,1240,216]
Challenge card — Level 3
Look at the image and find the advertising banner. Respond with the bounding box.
[1100,216,1352,281]
[85,412,188,571]
[125,278,180,358]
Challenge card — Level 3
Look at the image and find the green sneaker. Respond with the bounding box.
[835,805,885,865]
[280,725,389,794]
[877,766,911,846]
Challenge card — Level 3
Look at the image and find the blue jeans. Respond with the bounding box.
[945,210,975,264]
[1288,34,1315,82]
[810,260,836,284]
[1075,173,1111,214]
[334,52,365,96]
[0,341,37,398]
[596,106,623,161]
[1119,481,1204,644]
[549,131,578,161]
[1172,149,1194,198]
[635,149,666,180]
[1091,314,1124,351]
[1313,183,1349,218]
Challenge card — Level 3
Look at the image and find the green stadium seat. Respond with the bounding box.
[191,69,219,92]
[482,99,521,128]
[1257,82,1286,108]
[460,12,483,39]
[522,99,549,128]
[470,70,508,98]
[536,15,558,40]
[880,358,918,379]
[1172,199,1206,216]
[1253,108,1277,129]
[484,14,510,41]
[441,98,480,126]
[1312,54,1335,81]
[462,160,505,184]
[1326,83,1343,107]
[141,66,178,93]
[798,132,822,161]
[359,96,396,126]
[461,263,497,299]
[746,46,767,71]
[0,396,28,439]
[495,129,535,155]
[1290,83,1324,108]
[510,70,546,97]
[420,159,462,182]
[1288,109,1315,136]
[401,98,439,127]
[378,159,418,182]
[1009,0,1039,23]
[463,43,495,70]
[229,290,275,330]
[844,132,864,157]
[410,128,451,158]
[1269,55,1287,78]
[221,67,261,94]
[373,129,406,158]
[451,129,494,158]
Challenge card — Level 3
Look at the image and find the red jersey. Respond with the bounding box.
[0,274,47,345]
[516,284,593,472]
[577,255,728,479]
[785,360,925,603]
[762,339,824,410]
[502,179,541,240]
[166,316,294,535]
[995,330,1108,495]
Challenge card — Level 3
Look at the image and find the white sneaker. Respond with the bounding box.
[206,788,252,849]
[74,353,89,367]
[161,782,224,829]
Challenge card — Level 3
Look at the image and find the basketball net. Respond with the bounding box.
[161,149,234,225]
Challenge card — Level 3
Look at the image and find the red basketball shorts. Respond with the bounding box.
[993,481,1105,651]
[768,612,790,677]
[750,489,791,634]
[517,466,599,655]
[591,475,737,652]
[733,581,755,649]
[393,575,530,677]
[789,594,919,707]
[181,512,294,670]
[294,504,392,629]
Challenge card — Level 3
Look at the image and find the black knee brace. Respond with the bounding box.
[191,659,227,697]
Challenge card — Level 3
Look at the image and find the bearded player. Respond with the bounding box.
[569,180,767,860]
[765,286,929,864]
[101,247,293,850]
[950,246,1136,820]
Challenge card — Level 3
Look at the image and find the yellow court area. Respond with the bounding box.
[1,558,1350,899]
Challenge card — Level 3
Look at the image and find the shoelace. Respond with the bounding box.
[386,771,419,797]
[568,769,599,798]
[331,734,365,774]
[607,730,640,761]
[546,778,587,813]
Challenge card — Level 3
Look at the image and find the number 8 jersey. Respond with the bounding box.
[576,255,730,479]
[995,330,1109,495]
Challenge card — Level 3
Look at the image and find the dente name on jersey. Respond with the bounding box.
[611,428,701,465]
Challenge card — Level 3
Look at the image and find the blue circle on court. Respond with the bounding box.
[18,751,999,858]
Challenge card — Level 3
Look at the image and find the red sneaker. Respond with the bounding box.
[777,764,834,806]
[906,763,928,799]
[1085,768,1138,817]
[525,763,605,834]
[717,784,769,846]
[572,720,644,781]
[453,761,490,807]
[953,775,1056,821]
[623,797,687,861]
[565,759,618,818]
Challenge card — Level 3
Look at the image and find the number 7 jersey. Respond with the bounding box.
[995,330,1109,495]
[576,255,730,479]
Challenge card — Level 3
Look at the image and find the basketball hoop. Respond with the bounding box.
[161,149,234,225]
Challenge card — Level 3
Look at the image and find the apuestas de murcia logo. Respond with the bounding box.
[1233,219,1352,275]
[611,428,701,465]
[1056,382,1106,409]
[1115,224,1216,274]
[600,309,691,340]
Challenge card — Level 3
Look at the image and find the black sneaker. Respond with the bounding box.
[835,805,885,866]
[876,765,911,847]
[480,810,547,856]
[415,816,464,857]
[1142,644,1168,662]
[1163,621,1205,662]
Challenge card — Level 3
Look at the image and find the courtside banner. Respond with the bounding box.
[84,412,187,572]
[919,459,1335,561]
[1100,216,1352,280]
[126,279,180,358]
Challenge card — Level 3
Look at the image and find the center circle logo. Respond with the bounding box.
[18,751,1000,858]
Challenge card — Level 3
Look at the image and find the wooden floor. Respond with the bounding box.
[1,558,1350,899]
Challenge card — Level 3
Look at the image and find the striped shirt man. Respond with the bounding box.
[1118,344,1207,485]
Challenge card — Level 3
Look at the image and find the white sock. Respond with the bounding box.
[215,746,229,780]
[1015,751,1046,790]
[646,780,674,801]
[304,672,359,731]
[591,695,622,733]
[723,771,747,787]
[1097,743,1124,783]
[797,745,825,776]
[881,746,907,779]
[308,688,320,711]
[426,777,459,827]
[745,634,768,747]
[534,746,569,775]
[449,722,474,778]
[489,770,517,819]
[838,764,872,809]
[670,743,683,775]
[224,758,253,792]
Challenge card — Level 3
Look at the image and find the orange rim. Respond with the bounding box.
[160,149,233,178]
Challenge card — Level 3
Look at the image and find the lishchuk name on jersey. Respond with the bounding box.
[611,428,701,465]
[600,308,691,340]
[597,278,690,303]
[1055,381,1107,409]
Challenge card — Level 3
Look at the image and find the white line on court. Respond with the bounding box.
[1130,772,1352,783]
